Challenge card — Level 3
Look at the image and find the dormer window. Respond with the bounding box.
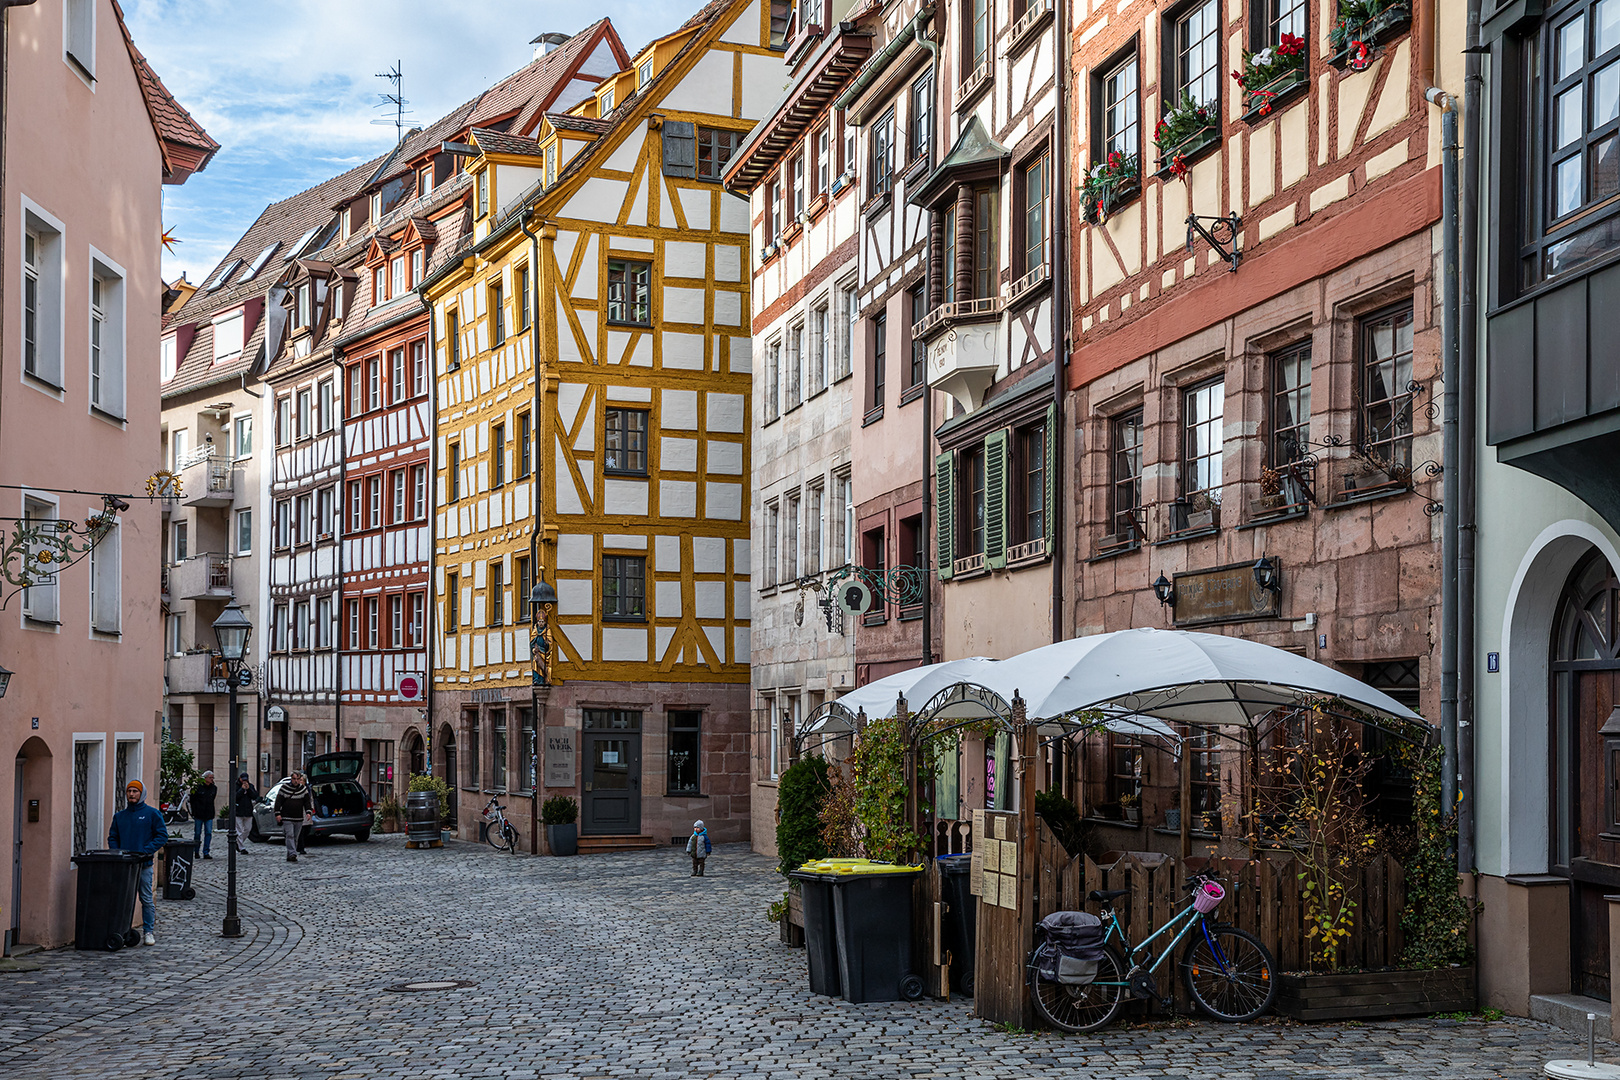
[420,165,434,195]
[391,256,405,299]
[370,191,382,222]
[477,170,489,218]
[373,266,385,307]
[296,282,311,327]
[545,144,557,186]
[601,87,615,112]
[638,58,653,87]
[411,249,424,286]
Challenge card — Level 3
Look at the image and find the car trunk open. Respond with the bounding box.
[311,783,367,819]
[307,751,364,783]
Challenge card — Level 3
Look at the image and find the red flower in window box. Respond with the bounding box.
[1277,32,1306,56]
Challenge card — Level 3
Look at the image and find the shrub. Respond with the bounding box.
[159,740,202,807]
[776,755,834,878]
[541,795,578,826]
[407,772,454,825]
[1398,748,1476,968]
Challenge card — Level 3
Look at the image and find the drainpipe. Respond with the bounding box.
[1458,0,1483,876]
[334,352,346,758]
[1427,84,1459,857]
[918,13,938,670]
[519,207,543,855]
[423,301,438,787]
[1050,0,1070,645]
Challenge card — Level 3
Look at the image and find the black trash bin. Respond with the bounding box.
[162,841,197,900]
[71,850,144,951]
[787,871,841,997]
[936,854,977,995]
[830,866,924,1003]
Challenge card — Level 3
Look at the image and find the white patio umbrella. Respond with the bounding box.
[800,657,1003,739]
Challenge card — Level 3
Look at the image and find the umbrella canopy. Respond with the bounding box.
[801,657,1002,738]
[965,628,1429,741]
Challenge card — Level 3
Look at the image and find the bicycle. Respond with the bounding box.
[482,797,519,852]
[1026,869,1277,1033]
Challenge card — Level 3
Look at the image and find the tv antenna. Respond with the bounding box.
[371,62,415,142]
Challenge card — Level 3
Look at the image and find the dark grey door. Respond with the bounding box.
[583,733,640,835]
[10,757,22,950]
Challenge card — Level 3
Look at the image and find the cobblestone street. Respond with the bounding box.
[0,837,1586,1079]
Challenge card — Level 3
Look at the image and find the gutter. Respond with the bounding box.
[918,12,938,672]
[519,205,544,855]
[1458,0,1482,876]
[832,4,935,117]
[1051,0,1069,645]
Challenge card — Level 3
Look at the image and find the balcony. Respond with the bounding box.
[920,299,1003,413]
[166,650,229,696]
[181,451,238,508]
[169,552,232,601]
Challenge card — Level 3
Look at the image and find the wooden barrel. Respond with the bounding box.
[405,790,440,844]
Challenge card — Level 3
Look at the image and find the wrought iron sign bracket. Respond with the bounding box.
[1185,213,1242,272]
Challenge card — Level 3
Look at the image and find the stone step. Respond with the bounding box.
[576,834,660,853]
[1532,994,1615,1045]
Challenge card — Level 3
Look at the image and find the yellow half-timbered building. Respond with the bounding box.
[424,0,783,848]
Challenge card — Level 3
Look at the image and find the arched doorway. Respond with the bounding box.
[1552,550,1620,1000]
[403,731,425,779]
[12,737,53,951]
[437,725,457,826]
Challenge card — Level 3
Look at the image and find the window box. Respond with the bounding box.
[1336,473,1410,502]
[1328,4,1411,70]
[806,192,830,221]
[1007,537,1048,565]
[1081,154,1142,225]
[953,552,988,577]
[1249,495,1309,520]
[1154,123,1221,179]
[782,220,804,244]
[1093,532,1139,556]
[957,64,993,108]
[862,191,892,218]
[1240,68,1309,123]
[1009,0,1054,51]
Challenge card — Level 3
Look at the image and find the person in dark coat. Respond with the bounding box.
[190,771,218,859]
[273,772,315,862]
[232,773,258,854]
[685,819,712,876]
[108,780,167,945]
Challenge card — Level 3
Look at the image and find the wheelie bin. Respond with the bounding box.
[162,840,197,900]
[789,858,878,997]
[794,859,925,1004]
[71,850,143,951]
[936,853,977,995]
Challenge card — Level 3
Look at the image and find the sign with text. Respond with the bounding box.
[544,727,576,787]
[1172,561,1281,627]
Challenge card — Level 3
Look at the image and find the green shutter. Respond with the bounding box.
[935,451,955,581]
[985,430,1008,570]
[1045,401,1057,552]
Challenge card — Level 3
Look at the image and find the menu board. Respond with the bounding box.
[968,809,986,896]
[981,811,1020,911]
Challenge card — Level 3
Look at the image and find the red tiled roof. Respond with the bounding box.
[468,19,624,130]
[471,127,545,158]
[112,1,218,183]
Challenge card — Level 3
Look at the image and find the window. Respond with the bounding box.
[638,57,654,87]
[236,508,253,555]
[316,596,333,649]
[64,0,95,79]
[412,340,428,396]
[545,143,557,187]
[275,396,291,446]
[171,428,190,471]
[274,499,290,548]
[23,217,62,386]
[943,208,959,303]
[906,281,927,388]
[366,597,379,650]
[294,493,312,544]
[809,303,829,394]
[770,0,791,47]
[1101,52,1141,160]
[384,594,401,649]
[1110,410,1144,540]
[603,555,646,619]
[843,116,858,179]
[815,125,831,195]
[272,603,288,652]
[447,309,461,369]
[969,0,992,72]
[516,556,532,624]
[391,469,407,523]
[348,481,363,532]
[489,561,505,626]
[317,486,334,537]
[765,501,780,585]
[785,492,802,580]
[409,592,425,646]
[806,482,825,575]
[973,185,999,298]
[161,335,177,382]
[960,445,987,556]
[766,340,782,422]
[1018,420,1047,544]
[1019,152,1052,276]
[411,249,423,287]
[373,267,386,308]
[1262,0,1308,45]
[348,599,360,649]
[1172,0,1221,108]
[518,707,536,793]
[349,363,364,417]
[668,711,702,795]
[412,465,427,520]
[293,600,310,650]
[490,281,505,346]
[173,519,189,563]
[233,415,252,459]
[446,572,459,632]
[317,378,334,432]
[366,358,380,411]
[448,442,461,501]
[296,282,312,329]
[870,109,896,195]
[1359,304,1416,474]
[491,710,509,791]
[89,520,119,633]
[169,614,184,656]
[787,322,803,407]
[390,348,406,403]
[516,265,531,331]
[870,312,887,412]
[296,388,312,440]
[88,264,124,417]
[862,528,886,619]
[604,408,649,474]
[791,152,806,219]
[607,260,652,325]
[367,475,382,529]
[1271,341,1312,465]
[371,191,383,223]
[769,178,783,239]
[517,412,532,477]
[477,169,489,218]
[492,422,506,487]
[1182,379,1225,522]
[836,282,857,379]
[909,70,933,161]
[698,127,741,180]
[840,472,855,566]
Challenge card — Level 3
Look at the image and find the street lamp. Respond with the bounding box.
[1253,555,1283,596]
[212,602,252,939]
[0,663,12,699]
[527,581,559,854]
[1152,574,1176,607]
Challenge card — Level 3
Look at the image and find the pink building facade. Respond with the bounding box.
[1,0,213,949]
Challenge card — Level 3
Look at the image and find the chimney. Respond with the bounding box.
[531,32,570,60]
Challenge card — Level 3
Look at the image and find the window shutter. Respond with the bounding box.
[662,121,697,178]
[935,451,955,581]
[985,430,1008,570]
[1045,401,1057,552]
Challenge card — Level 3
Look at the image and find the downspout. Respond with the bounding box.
[918,13,938,670]
[1427,83,1459,855]
[423,301,438,784]
[1458,0,1483,876]
[519,207,543,855]
[334,349,346,756]
[1050,0,1070,645]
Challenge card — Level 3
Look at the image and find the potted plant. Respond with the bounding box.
[1184,490,1217,532]
[1165,806,1182,831]
[1080,152,1141,226]
[1120,793,1141,824]
[542,795,578,856]
[1155,92,1220,178]
[1234,33,1308,120]
[375,794,405,833]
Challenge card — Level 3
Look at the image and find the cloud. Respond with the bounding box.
[125,0,697,282]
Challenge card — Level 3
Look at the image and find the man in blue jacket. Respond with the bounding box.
[108,779,167,946]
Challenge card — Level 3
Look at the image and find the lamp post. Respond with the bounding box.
[212,602,252,939]
[528,581,558,854]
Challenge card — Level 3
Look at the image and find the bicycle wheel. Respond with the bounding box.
[1180,923,1277,1022]
[1028,943,1127,1033]
[501,822,519,852]
[486,819,513,852]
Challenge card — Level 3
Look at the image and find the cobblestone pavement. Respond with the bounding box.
[0,835,1587,1079]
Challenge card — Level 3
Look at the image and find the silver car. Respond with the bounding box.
[250,751,374,843]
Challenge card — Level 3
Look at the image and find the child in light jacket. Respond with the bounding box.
[685,819,711,876]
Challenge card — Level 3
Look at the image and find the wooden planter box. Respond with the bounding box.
[1241,68,1309,123]
[1155,125,1221,177]
[1275,965,1476,1021]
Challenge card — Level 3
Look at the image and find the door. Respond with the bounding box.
[10,757,22,951]
[582,708,641,835]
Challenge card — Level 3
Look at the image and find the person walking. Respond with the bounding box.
[190,771,218,859]
[232,773,258,854]
[685,819,711,877]
[273,772,314,862]
[107,780,167,945]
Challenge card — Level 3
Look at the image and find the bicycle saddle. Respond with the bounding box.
[1088,888,1130,903]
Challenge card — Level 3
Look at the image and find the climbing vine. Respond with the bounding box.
[1397,746,1476,968]
[817,716,937,865]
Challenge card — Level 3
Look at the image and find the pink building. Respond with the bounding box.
[1,0,214,950]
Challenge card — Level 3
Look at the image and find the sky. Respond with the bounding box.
[125,0,696,286]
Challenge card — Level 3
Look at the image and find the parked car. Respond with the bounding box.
[249,752,374,843]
